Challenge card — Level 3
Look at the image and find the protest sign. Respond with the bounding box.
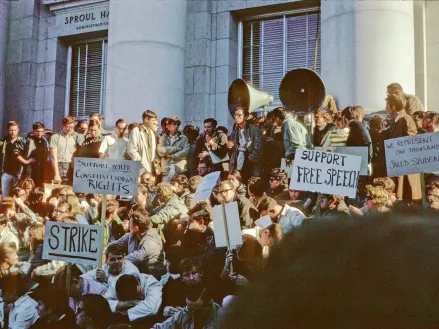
[315,146,369,175]
[192,171,221,205]
[43,222,102,266]
[212,201,243,249]
[291,149,361,198]
[73,158,140,196]
[384,132,439,177]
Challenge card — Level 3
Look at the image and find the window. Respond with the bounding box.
[242,11,321,106]
[68,40,107,118]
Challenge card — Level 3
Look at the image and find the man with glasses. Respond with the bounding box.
[50,116,84,184]
[128,110,160,175]
[196,157,213,177]
[14,122,50,188]
[99,118,128,160]
[0,121,23,196]
[218,180,258,229]
[227,106,263,184]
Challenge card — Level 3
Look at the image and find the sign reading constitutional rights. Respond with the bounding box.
[73,158,140,196]
[42,222,102,266]
[291,149,361,198]
[384,132,439,177]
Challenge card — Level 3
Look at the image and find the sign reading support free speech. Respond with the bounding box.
[42,222,102,266]
[73,158,140,196]
[291,149,361,198]
[384,132,439,177]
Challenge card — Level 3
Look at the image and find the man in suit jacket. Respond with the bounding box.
[386,94,422,202]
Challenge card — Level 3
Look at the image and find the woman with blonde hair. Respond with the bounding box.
[19,178,35,198]
[349,185,390,216]
[27,223,48,271]
[0,242,19,278]
[66,194,88,225]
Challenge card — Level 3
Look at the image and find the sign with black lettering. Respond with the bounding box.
[42,222,102,266]
[73,158,140,196]
[384,132,439,177]
[291,149,361,198]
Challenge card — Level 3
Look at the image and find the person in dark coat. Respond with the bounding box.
[342,106,372,148]
[385,93,422,203]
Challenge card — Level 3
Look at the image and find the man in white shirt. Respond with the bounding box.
[258,197,305,234]
[99,118,128,160]
[112,273,162,322]
[81,244,139,300]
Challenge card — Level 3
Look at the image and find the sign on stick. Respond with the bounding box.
[291,149,361,198]
[73,158,140,196]
[384,132,439,177]
[315,146,369,175]
[43,222,102,266]
[212,202,243,249]
[192,171,221,205]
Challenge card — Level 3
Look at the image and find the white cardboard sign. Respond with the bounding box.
[42,222,103,266]
[291,149,361,198]
[73,158,140,196]
[255,215,273,230]
[315,146,369,176]
[212,202,243,249]
[192,171,221,205]
[384,132,439,177]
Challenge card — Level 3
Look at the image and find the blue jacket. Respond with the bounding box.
[282,116,312,160]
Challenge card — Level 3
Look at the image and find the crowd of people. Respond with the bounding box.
[0,81,437,328]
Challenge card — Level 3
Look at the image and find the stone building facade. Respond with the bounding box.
[0,0,437,134]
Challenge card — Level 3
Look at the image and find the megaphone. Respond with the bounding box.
[228,79,274,117]
[279,68,326,115]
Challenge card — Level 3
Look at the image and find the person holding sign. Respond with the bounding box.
[218,180,258,229]
[385,93,422,202]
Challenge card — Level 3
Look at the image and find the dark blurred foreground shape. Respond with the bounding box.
[220,211,439,329]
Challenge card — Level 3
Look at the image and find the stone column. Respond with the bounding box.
[0,0,10,133]
[105,0,187,127]
[321,1,415,113]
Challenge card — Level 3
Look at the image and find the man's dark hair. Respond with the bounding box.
[130,208,151,233]
[386,93,406,112]
[7,121,19,128]
[248,177,265,197]
[183,125,200,142]
[178,257,203,276]
[115,118,127,127]
[229,170,243,185]
[142,110,157,121]
[271,107,288,121]
[161,117,170,126]
[412,111,425,120]
[32,122,45,130]
[425,111,439,126]
[62,116,75,126]
[116,274,140,301]
[257,197,278,213]
[12,187,23,198]
[168,116,182,127]
[79,295,114,329]
[204,118,218,128]
[341,106,357,121]
[105,243,126,258]
[235,106,250,118]
[171,174,189,189]
[187,201,211,223]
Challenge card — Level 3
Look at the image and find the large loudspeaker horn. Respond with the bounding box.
[228,79,274,117]
[279,68,326,115]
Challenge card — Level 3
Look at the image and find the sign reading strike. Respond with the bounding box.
[192,171,221,205]
[43,222,102,266]
[384,132,439,177]
[291,149,361,198]
[73,158,140,196]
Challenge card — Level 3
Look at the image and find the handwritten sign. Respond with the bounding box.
[192,171,221,205]
[42,222,102,266]
[315,147,369,175]
[291,149,361,198]
[73,158,140,196]
[384,132,439,177]
[212,202,243,249]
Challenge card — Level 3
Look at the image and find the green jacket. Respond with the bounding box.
[282,115,312,160]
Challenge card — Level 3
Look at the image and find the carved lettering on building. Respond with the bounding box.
[64,10,109,25]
